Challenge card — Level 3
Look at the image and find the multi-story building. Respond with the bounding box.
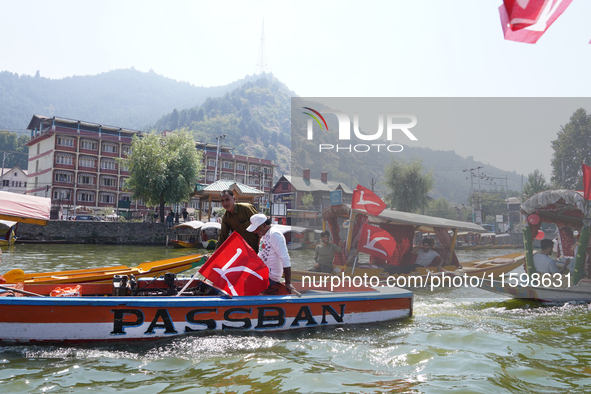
[0,166,28,194]
[25,115,143,217]
[195,142,275,207]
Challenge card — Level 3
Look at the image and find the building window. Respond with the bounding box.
[56,154,73,165]
[78,191,95,202]
[54,172,73,183]
[120,179,128,190]
[222,175,232,181]
[57,136,74,147]
[263,167,271,174]
[250,166,259,172]
[208,159,216,167]
[99,193,115,203]
[81,140,98,150]
[102,143,118,153]
[237,163,246,171]
[2,180,8,186]
[100,177,116,187]
[53,190,70,200]
[122,145,131,155]
[79,156,96,167]
[206,173,215,182]
[101,159,116,170]
[281,182,288,191]
[120,195,131,202]
[236,175,245,183]
[78,174,94,185]
[223,162,233,169]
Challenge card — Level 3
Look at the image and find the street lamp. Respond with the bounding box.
[213,135,226,182]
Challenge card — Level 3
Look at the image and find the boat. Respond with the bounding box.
[455,232,519,250]
[476,189,591,302]
[200,222,221,250]
[291,204,524,284]
[0,276,413,343]
[170,221,205,248]
[0,219,17,246]
[0,253,209,284]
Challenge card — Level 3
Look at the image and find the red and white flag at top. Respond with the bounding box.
[199,232,269,296]
[357,223,397,260]
[351,185,387,216]
[583,164,591,201]
[499,0,573,44]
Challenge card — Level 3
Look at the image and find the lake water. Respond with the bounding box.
[1,244,590,393]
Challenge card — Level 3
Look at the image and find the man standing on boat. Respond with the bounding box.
[247,213,292,293]
[309,231,341,273]
[534,239,570,274]
[217,190,260,252]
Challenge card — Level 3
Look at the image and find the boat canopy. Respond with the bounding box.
[201,222,221,230]
[0,220,17,229]
[0,192,51,225]
[521,189,586,228]
[172,221,205,230]
[364,207,486,233]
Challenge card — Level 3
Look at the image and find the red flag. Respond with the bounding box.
[351,185,387,216]
[199,232,269,296]
[357,223,396,259]
[499,0,572,44]
[583,164,591,200]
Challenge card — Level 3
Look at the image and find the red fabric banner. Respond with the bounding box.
[199,232,269,296]
[499,0,572,44]
[357,223,396,259]
[351,185,387,216]
[583,164,591,200]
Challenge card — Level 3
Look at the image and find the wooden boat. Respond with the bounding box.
[292,204,523,284]
[1,254,209,285]
[170,221,205,249]
[0,277,413,343]
[476,189,591,302]
[0,220,17,246]
[455,232,519,250]
[200,222,221,250]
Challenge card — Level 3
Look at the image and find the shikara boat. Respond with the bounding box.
[1,254,209,285]
[200,222,221,250]
[292,204,523,284]
[476,189,591,302]
[170,221,205,248]
[274,224,317,250]
[0,277,413,343]
[0,219,17,246]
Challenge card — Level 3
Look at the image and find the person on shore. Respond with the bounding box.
[182,208,188,222]
[217,190,259,252]
[534,239,570,274]
[309,231,341,273]
[166,211,174,228]
[247,213,292,293]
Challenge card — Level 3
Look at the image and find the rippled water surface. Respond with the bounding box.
[2,245,590,393]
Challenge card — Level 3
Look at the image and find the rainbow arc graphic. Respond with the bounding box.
[302,107,328,131]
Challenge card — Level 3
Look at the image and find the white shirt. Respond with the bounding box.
[415,249,440,267]
[533,253,559,274]
[258,226,291,282]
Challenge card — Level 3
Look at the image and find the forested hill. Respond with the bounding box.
[153,75,523,203]
[0,69,264,130]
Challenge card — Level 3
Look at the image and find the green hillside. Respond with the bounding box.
[0,68,264,130]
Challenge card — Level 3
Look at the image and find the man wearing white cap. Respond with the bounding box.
[247,213,292,293]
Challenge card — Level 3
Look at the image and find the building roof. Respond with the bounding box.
[193,180,264,202]
[282,175,353,194]
[26,115,143,136]
[1,166,27,175]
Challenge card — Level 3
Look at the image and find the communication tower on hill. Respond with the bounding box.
[255,19,268,74]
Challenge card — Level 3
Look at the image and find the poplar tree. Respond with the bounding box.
[384,158,433,213]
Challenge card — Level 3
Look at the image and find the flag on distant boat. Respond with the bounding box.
[351,185,387,216]
[199,232,269,296]
[357,223,396,259]
[498,0,572,44]
[583,164,591,201]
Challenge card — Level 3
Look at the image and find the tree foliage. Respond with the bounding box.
[423,197,458,220]
[384,158,434,212]
[551,108,591,189]
[301,192,314,210]
[122,128,202,222]
[522,169,550,201]
[0,131,29,169]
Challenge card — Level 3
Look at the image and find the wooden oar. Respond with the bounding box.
[0,284,45,297]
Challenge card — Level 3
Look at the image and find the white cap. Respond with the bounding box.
[246,213,268,232]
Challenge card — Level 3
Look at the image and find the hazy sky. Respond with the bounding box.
[2,0,590,179]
